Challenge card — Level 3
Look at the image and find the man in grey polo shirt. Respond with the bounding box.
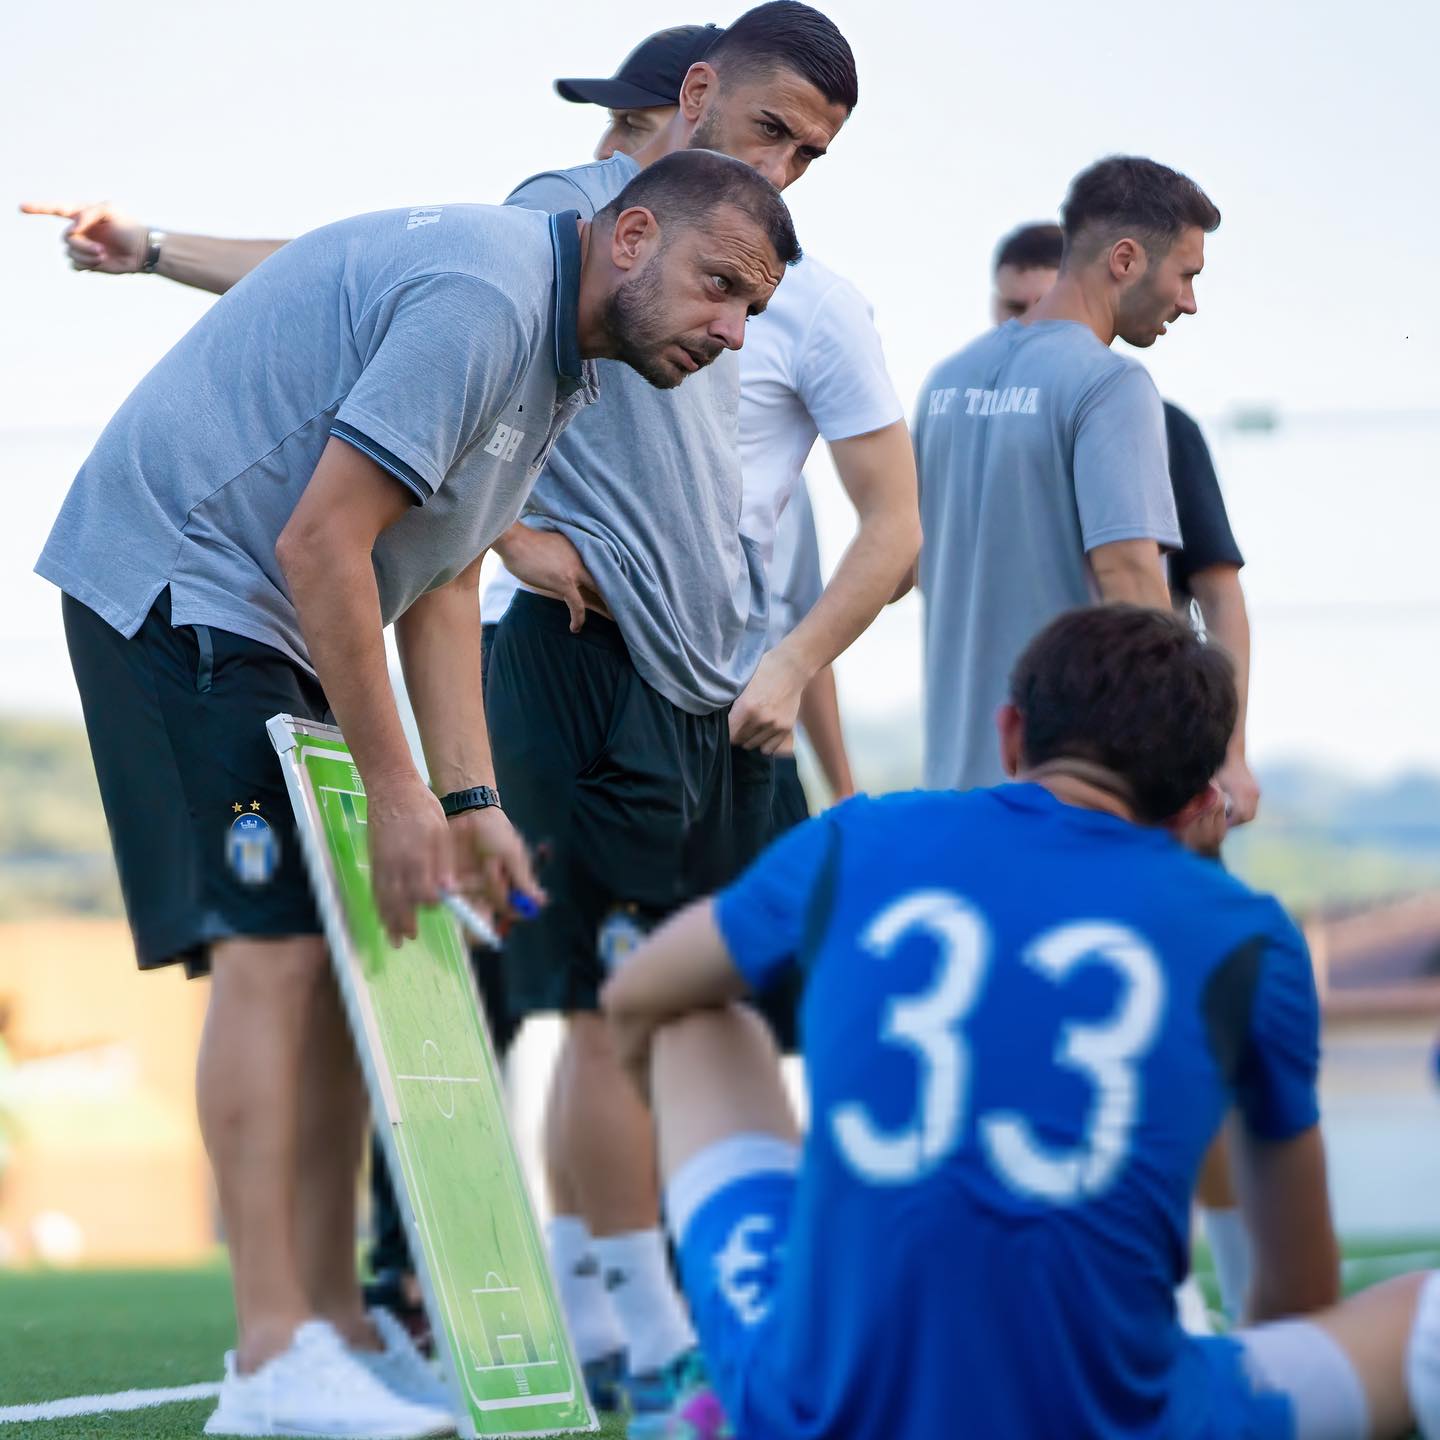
[914,154,1220,795]
[34,151,798,1440]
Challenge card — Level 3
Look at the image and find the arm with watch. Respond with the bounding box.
[20,200,285,295]
[277,438,543,947]
[394,563,546,930]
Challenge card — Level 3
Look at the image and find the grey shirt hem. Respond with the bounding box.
[35,557,161,640]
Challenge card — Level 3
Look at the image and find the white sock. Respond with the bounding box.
[593,1228,696,1376]
[1407,1271,1440,1438]
[1174,1275,1213,1335]
[1201,1207,1252,1322]
[548,1216,625,1366]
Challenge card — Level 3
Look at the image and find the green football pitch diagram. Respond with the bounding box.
[267,716,596,1438]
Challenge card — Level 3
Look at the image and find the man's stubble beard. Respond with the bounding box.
[689,105,726,155]
[602,259,684,390]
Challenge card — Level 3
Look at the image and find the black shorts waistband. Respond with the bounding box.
[501,590,630,656]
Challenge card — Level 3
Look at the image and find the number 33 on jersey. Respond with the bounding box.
[831,891,1165,1202]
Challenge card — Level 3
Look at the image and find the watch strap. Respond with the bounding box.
[439,785,501,818]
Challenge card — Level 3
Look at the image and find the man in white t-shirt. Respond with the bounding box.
[765,477,856,831]
[476,24,911,1426]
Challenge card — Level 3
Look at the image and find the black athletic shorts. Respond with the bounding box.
[63,589,329,976]
[768,754,812,840]
[487,592,772,1014]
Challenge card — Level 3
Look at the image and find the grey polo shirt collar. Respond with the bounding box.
[549,210,585,390]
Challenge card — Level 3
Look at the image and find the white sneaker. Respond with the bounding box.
[203,1319,456,1438]
[356,1308,454,1415]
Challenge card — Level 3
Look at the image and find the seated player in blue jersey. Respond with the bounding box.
[601,604,1440,1440]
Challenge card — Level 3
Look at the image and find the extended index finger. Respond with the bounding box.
[18,202,81,219]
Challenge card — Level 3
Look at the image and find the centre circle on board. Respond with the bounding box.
[420,1038,456,1119]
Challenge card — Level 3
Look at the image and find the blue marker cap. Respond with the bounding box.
[510,891,541,920]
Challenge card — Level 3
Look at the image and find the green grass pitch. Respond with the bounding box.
[0,1263,628,1439]
[4,1240,1437,1438]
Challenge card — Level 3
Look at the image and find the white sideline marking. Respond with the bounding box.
[0,1381,221,1425]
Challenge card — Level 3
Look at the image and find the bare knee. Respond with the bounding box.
[200,938,331,1124]
[652,1004,781,1090]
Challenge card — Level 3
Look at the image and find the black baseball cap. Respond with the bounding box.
[554,23,724,110]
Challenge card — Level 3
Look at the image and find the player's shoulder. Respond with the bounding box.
[824,786,1000,846]
[1096,344,1159,392]
[309,205,546,321]
[1059,340,1161,422]
[431,201,552,257]
[752,254,878,374]
[505,154,638,217]
[1010,319,1132,385]
[779,253,874,324]
[415,205,554,303]
[1153,842,1304,956]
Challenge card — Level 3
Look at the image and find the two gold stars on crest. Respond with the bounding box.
[231,800,262,813]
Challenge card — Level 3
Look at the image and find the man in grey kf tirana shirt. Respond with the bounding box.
[915,154,1222,795]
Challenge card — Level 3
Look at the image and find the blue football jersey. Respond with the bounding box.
[713,784,1320,1438]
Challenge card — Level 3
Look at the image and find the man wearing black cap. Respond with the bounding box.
[557,24,726,163]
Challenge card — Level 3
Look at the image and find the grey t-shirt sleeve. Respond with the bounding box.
[1072,363,1181,552]
[331,272,528,503]
[768,481,825,647]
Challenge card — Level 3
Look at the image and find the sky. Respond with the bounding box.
[2,0,1438,778]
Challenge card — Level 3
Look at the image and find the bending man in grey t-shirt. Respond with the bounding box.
[915,154,1221,795]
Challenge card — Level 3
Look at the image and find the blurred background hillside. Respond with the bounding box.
[7,710,1440,925]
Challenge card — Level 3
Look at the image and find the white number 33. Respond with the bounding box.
[829,890,1166,1204]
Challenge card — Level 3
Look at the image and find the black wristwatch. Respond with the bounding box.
[438,785,502,818]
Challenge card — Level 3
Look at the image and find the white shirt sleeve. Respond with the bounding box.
[795,279,906,443]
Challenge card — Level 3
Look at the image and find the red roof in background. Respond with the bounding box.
[1306,891,1440,1019]
[1313,891,1440,989]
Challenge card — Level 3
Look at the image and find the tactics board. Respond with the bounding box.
[267,715,595,1438]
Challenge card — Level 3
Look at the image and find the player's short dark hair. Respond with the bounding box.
[1061,155,1220,265]
[707,1,858,111]
[598,148,801,266]
[994,222,1063,275]
[1009,605,1236,823]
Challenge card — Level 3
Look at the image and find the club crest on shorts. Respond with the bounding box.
[227,803,279,885]
[598,906,648,973]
